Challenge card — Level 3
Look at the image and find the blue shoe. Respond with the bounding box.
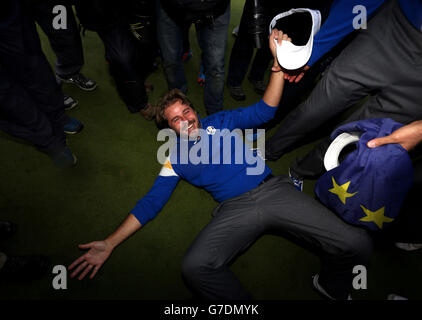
[197,63,205,87]
[50,146,77,168]
[182,49,192,63]
[289,168,303,192]
[64,117,84,135]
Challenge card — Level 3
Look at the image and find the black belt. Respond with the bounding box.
[259,173,274,186]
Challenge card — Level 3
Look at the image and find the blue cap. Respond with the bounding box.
[315,118,413,231]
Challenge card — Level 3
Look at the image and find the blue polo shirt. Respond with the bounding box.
[131,100,276,226]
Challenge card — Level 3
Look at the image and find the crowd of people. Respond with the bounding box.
[1,0,421,300]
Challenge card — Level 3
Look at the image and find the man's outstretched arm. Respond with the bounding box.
[69,170,180,280]
[68,214,142,280]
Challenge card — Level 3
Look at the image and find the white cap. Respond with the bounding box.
[324,132,361,171]
[269,8,321,70]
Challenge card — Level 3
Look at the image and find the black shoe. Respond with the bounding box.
[248,77,267,95]
[57,73,97,91]
[0,221,17,240]
[0,254,50,281]
[63,94,78,111]
[50,146,77,168]
[227,83,246,101]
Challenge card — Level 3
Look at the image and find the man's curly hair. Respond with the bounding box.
[155,89,196,129]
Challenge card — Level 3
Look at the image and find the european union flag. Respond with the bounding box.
[315,118,413,231]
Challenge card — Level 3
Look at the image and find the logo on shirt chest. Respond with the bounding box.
[206,126,216,135]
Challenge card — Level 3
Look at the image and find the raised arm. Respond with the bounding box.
[262,28,288,107]
[221,29,288,130]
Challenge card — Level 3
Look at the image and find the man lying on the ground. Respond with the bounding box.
[69,29,372,300]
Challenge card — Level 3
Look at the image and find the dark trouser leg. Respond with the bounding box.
[156,0,186,93]
[182,194,260,299]
[0,72,66,154]
[247,47,272,82]
[263,55,332,132]
[226,1,255,87]
[98,25,148,113]
[256,176,372,299]
[0,4,67,154]
[196,3,230,115]
[182,176,372,299]
[32,3,84,77]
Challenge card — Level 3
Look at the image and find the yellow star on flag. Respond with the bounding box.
[359,205,394,229]
[329,177,358,204]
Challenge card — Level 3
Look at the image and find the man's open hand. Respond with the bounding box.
[284,65,310,83]
[68,240,113,280]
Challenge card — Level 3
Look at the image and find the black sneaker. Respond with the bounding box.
[248,77,267,95]
[57,73,97,91]
[0,254,50,281]
[50,146,77,168]
[63,94,78,111]
[312,274,352,300]
[227,83,246,101]
[0,221,17,240]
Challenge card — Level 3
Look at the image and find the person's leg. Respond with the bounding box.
[0,2,78,167]
[182,194,264,299]
[256,176,373,299]
[196,4,230,115]
[246,47,273,95]
[0,73,66,154]
[182,175,372,300]
[156,0,186,93]
[33,3,84,77]
[264,0,397,162]
[97,25,149,113]
[226,2,255,88]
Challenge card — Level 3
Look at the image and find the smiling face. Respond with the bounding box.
[164,100,200,138]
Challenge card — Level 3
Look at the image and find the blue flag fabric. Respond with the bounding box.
[315,118,413,231]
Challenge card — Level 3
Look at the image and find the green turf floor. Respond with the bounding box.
[1,1,421,300]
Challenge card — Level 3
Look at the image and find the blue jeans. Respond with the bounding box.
[156,1,230,115]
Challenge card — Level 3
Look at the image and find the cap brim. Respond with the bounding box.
[270,8,321,70]
[324,132,361,171]
[276,38,313,70]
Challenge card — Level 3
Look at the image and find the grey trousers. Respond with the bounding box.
[181,176,373,300]
[265,0,422,167]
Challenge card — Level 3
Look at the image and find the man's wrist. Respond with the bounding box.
[104,238,117,250]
